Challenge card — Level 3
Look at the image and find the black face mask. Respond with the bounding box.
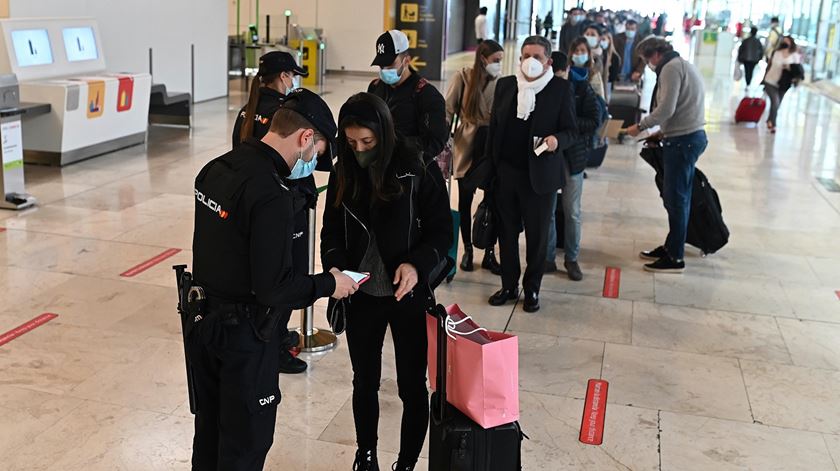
[778,43,790,50]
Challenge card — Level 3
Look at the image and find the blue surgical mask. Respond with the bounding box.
[289,139,318,179]
[576,15,586,23]
[626,30,637,39]
[572,53,589,66]
[586,36,599,48]
[379,60,404,85]
[600,39,610,50]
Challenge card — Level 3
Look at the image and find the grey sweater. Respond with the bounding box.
[639,57,705,138]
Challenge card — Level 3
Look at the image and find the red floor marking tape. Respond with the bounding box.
[836,290,840,301]
[579,379,609,446]
[120,248,181,277]
[0,313,58,347]
[0,227,6,232]
[603,267,621,298]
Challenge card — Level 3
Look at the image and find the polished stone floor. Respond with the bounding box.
[1,54,839,470]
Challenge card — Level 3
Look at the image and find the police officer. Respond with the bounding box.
[232,50,307,146]
[368,30,447,163]
[233,51,324,375]
[191,88,358,470]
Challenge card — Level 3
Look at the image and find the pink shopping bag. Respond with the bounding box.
[427,304,519,429]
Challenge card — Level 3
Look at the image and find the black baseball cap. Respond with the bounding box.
[258,51,308,77]
[371,30,411,67]
[281,88,337,164]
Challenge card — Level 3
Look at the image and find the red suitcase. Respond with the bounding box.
[735,97,766,123]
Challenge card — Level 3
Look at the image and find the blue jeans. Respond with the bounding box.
[547,166,583,263]
[662,130,708,261]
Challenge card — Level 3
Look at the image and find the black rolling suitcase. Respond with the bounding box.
[608,83,643,128]
[427,305,525,471]
[639,144,729,255]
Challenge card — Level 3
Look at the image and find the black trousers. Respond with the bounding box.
[345,292,429,465]
[458,178,477,246]
[495,164,555,294]
[190,313,282,471]
[743,61,759,85]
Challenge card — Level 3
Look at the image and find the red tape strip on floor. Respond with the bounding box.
[0,313,58,347]
[120,248,181,277]
[579,379,609,445]
[836,290,840,301]
[603,267,621,298]
[0,227,6,232]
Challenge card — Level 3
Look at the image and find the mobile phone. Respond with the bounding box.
[342,270,371,285]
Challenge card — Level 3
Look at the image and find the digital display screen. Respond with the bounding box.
[62,27,98,62]
[11,29,54,67]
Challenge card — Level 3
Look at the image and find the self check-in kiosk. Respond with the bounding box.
[0,18,151,166]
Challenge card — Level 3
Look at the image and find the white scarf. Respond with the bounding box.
[515,68,553,121]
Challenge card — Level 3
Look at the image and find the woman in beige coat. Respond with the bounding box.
[445,39,503,274]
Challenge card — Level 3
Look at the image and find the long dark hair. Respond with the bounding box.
[779,35,797,53]
[334,93,405,207]
[240,73,280,142]
[569,37,596,78]
[463,40,503,122]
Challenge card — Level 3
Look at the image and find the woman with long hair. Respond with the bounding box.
[231,51,312,375]
[444,39,504,274]
[232,51,306,146]
[598,30,622,101]
[763,35,803,133]
[583,25,607,99]
[571,34,605,99]
[320,93,452,471]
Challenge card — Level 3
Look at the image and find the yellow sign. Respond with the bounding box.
[403,29,418,48]
[400,3,418,23]
[86,80,105,119]
[409,56,427,68]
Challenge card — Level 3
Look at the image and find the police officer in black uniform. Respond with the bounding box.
[233,51,324,374]
[368,30,448,163]
[232,51,307,146]
[190,88,358,470]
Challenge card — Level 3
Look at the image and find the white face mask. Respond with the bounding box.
[520,57,546,79]
[485,62,502,77]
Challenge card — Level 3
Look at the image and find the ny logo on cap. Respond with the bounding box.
[377,43,385,54]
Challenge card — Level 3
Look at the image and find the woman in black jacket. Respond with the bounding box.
[547,45,603,281]
[320,93,452,471]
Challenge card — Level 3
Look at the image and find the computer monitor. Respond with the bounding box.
[11,29,54,67]
[62,27,98,62]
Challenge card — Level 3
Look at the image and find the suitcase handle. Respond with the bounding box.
[431,304,448,424]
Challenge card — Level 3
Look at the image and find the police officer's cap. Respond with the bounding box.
[258,51,309,77]
[371,30,410,67]
[282,88,337,163]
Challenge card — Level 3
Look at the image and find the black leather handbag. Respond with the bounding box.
[472,192,496,250]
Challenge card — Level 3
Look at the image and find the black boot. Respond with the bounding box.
[482,248,502,276]
[391,461,416,471]
[460,245,474,272]
[353,449,379,471]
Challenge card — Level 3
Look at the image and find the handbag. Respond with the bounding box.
[471,191,496,250]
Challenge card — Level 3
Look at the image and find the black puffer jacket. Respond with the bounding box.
[320,140,453,311]
[563,77,602,175]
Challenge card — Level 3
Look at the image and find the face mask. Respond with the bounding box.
[485,62,502,77]
[379,59,405,85]
[520,57,546,79]
[577,15,586,23]
[283,75,298,96]
[647,62,657,73]
[626,30,637,39]
[289,138,318,179]
[600,39,610,50]
[572,54,589,66]
[586,36,599,48]
[353,147,378,169]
